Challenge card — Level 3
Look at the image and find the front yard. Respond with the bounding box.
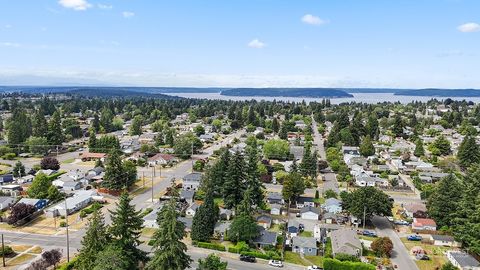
[400,237,449,270]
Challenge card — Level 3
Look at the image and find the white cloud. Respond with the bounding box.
[0,42,21,47]
[122,11,135,18]
[4,24,12,29]
[458,22,480,33]
[58,0,92,11]
[247,39,266,49]
[301,14,326,26]
[98,4,113,10]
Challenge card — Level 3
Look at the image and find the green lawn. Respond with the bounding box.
[300,231,313,237]
[284,251,309,266]
[61,158,75,164]
[305,255,323,267]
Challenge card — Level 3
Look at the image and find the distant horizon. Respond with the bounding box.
[1,1,480,88]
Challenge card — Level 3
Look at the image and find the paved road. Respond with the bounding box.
[372,216,419,270]
[311,116,339,194]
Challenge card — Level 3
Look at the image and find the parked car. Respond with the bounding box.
[386,216,394,222]
[296,212,301,217]
[394,220,410,225]
[416,254,430,260]
[362,230,377,237]
[307,266,323,270]
[268,260,284,267]
[240,255,256,263]
[407,235,422,241]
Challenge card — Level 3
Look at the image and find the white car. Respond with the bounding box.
[268,260,284,267]
[307,266,323,270]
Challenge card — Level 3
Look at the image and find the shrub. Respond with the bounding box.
[240,250,281,260]
[2,153,16,160]
[40,157,60,170]
[323,258,376,270]
[196,242,226,251]
[0,245,14,256]
[228,247,240,253]
[59,221,67,227]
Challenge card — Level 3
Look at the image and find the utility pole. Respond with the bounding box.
[363,205,366,231]
[143,172,145,187]
[2,234,6,267]
[64,198,70,262]
[191,142,194,172]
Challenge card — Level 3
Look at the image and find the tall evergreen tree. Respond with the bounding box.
[427,174,462,227]
[457,135,480,168]
[92,113,101,133]
[7,108,32,144]
[272,117,280,133]
[245,144,264,207]
[102,150,126,190]
[365,113,379,140]
[350,111,365,146]
[146,184,192,270]
[47,110,64,145]
[223,151,246,209]
[413,139,425,157]
[109,192,146,269]
[88,128,97,151]
[191,192,219,242]
[92,244,129,270]
[32,109,48,138]
[359,136,375,157]
[76,210,110,270]
[391,114,404,137]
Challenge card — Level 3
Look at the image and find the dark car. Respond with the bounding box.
[416,254,430,260]
[240,255,256,263]
[407,235,422,241]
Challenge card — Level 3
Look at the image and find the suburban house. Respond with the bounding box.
[80,152,106,162]
[403,203,427,218]
[45,190,101,217]
[148,153,176,167]
[292,236,318,256]
[0,174,14,184]
[186,202,200,216]
[256,215,273,229]
[17,175,34,184]
[300,206,320,220]
[182,173,203,191]
[296,196,315,208]
[322,198,342,214]
[214,222,231,239]
[252,228,277,248]
[199,134,215,142]
[63,181,82,192]
[412,218,437,231]
[180,190,195,204]
[270,203,282,215]
[143,207,163,228]
[430,235,461,247]
[446,251,480,270]
[323,212,340,224]
[17,198,48,210]
[330,229,362,257]
[287,220,300,237]
[267,192,284,205]
[0,196,14,211]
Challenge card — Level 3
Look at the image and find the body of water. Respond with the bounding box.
[164,92,480,104]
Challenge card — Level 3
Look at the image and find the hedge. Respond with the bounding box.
[57,257,77,270]
[196,242,226,251]
[240,250,281,261]
[228,247,240,253]
[323,258,376,270]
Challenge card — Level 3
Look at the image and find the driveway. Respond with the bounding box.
[372,216,419,270]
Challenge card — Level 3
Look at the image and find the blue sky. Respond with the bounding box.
[0,0,479,87]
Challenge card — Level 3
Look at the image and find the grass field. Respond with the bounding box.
[400,237,448,270]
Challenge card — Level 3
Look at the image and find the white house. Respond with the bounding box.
[295,196,315,208]
[430,235,461,247]
[182,173,203,191]
[186,202,200,216]
[322,198,342,214]
[300,206,320,220]
[270,203,282,215]
[0,196,14,211]
[412,218,437,231]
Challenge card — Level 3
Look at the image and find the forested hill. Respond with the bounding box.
[394,89,480,97]
[64,88,181,99]
[220,88,353,98]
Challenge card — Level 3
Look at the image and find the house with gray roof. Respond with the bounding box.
[322,198,342,214]
[330,229,362,257]
[292,236,318,256]
[182,173,203,191]
[252,228,277,248]
[300,206,320,220]
[447,251,480,270]
[0,196,14,211]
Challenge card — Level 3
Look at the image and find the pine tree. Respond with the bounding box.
[191,194,219,242]
[92,244,129,270]
[457,135,480,168]
[392,114,404,137]
[32,109,48,138]
[88,128,97,152]
[272,117,279,133]
[359,136,375,157]
[350,112,365,146]
[245,145,264,207]
[146,184,192,270]
[129,115,143,135]
[12,161,25,177]
[76,210,110,270]
[413,139,425,157]
[427,174,462,227]
[7,108,32,144]
[109,192,147,269]
[228,212,259,243]
[102,150,126,190]
[47,110,64,145]
[92,113,101,133]
[300,144,313,178]
[100,107,114,133]
[223,151,246,209]
[365,113,379,140]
